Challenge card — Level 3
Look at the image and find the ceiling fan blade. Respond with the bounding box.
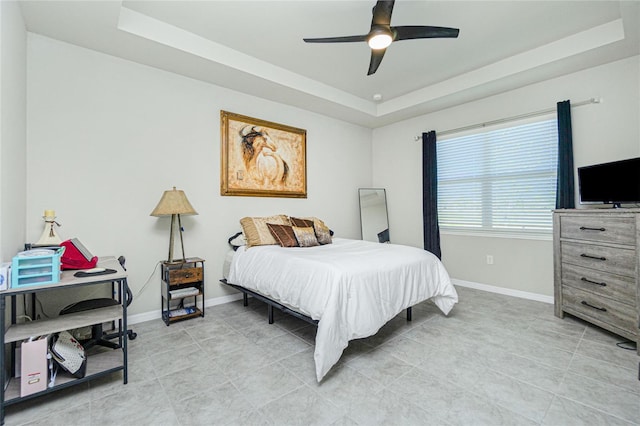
[367,48,387,75]
[303,34,368,43]
[304,1,460,76]
[393,26,460,41]
[371,0,395,26]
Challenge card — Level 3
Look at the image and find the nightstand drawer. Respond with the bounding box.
[561,263,635,303]
[559,215,635,245]
[168,267,203,285]
[562,285,636,332]
[560,241,635,277]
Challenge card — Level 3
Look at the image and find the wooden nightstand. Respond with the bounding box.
[160,257,205,325]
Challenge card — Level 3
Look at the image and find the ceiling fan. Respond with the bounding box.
[303,0,459,76]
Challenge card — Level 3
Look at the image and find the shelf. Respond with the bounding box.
[163,307,203,323]
[4,305,122,344]
[1,255,129,425]
[164,257,204,265]
[161,258,204,326]
[3,350,124,404]
[168,291,201,300]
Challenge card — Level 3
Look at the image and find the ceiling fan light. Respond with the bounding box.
[368,33,392,49]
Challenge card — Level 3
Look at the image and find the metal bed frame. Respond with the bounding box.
[220,278,413,325]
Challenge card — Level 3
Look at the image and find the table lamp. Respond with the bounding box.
[150,187,198,263]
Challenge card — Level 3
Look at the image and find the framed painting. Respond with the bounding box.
[220,111,307,198]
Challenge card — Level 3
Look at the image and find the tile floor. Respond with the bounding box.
[4,286,640,425]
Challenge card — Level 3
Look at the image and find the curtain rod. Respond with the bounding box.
[414,97,602,141]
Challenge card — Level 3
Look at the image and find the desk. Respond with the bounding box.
[0,256,129,425]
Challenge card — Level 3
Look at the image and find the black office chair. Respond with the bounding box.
[60,256,137,349]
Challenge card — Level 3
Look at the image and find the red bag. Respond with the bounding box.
[60,239,97,270]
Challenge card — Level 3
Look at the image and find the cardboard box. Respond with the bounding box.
[20,337,48,396]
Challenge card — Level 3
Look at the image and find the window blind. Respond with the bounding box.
[437,118,558,235]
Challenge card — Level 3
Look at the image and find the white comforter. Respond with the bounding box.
[227,238,458,381]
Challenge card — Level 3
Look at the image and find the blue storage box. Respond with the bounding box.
[11,247,65,288]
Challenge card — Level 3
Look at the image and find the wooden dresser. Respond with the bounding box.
[553,209,640,355]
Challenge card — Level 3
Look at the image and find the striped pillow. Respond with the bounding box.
[290,217,314,228]
[267,223,298,247]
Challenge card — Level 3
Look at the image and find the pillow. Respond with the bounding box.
[293,226,319,247]
[291,216,332,245]
[312,219,333,245]
[240,215,290,248]
[267,223,298,247]
[290,217,314,228]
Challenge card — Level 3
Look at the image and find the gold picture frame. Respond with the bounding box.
[220,111,307,198]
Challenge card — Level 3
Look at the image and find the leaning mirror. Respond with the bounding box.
[359,188,390,243]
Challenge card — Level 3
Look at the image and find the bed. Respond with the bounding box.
[222,235,458,382]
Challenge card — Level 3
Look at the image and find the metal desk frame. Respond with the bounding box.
[0,256,129,425]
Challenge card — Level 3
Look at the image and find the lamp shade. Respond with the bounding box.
[150,187,198,217]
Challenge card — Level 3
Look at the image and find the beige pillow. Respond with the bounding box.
[240,215,289,248]
[293,226,319,247]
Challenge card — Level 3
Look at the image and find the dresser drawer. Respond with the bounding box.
[168,267,203,285]
[559,215,635,245]
[562,285,637,332]
[561,263,635,303]
[560,241,635,277]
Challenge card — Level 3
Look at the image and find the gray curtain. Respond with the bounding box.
[556,100,575,209]
[422,131,441,259]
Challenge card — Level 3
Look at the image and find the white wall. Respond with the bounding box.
[18,29,640,315]
[0,1,27,264]
[372,56,640,297]
[26,34,372,317]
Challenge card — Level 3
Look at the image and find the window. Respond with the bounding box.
[437,118,558,236]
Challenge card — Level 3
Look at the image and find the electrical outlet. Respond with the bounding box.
[486,255,494,265]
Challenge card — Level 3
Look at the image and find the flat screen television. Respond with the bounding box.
[578,157,640,208]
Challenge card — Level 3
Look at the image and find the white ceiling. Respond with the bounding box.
[18,0,640,128]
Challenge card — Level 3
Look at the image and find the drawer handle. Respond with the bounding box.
[580,253,606,261]
[580,277,607,287]
[581,300,607,312]
[185,273,192,278]
[579,226,606,232]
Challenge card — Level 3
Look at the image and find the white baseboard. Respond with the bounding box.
[452,278,554,304]
[127,292,244,325]
[128,280,552,325]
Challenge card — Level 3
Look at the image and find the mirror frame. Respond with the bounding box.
[358,188,390,243]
